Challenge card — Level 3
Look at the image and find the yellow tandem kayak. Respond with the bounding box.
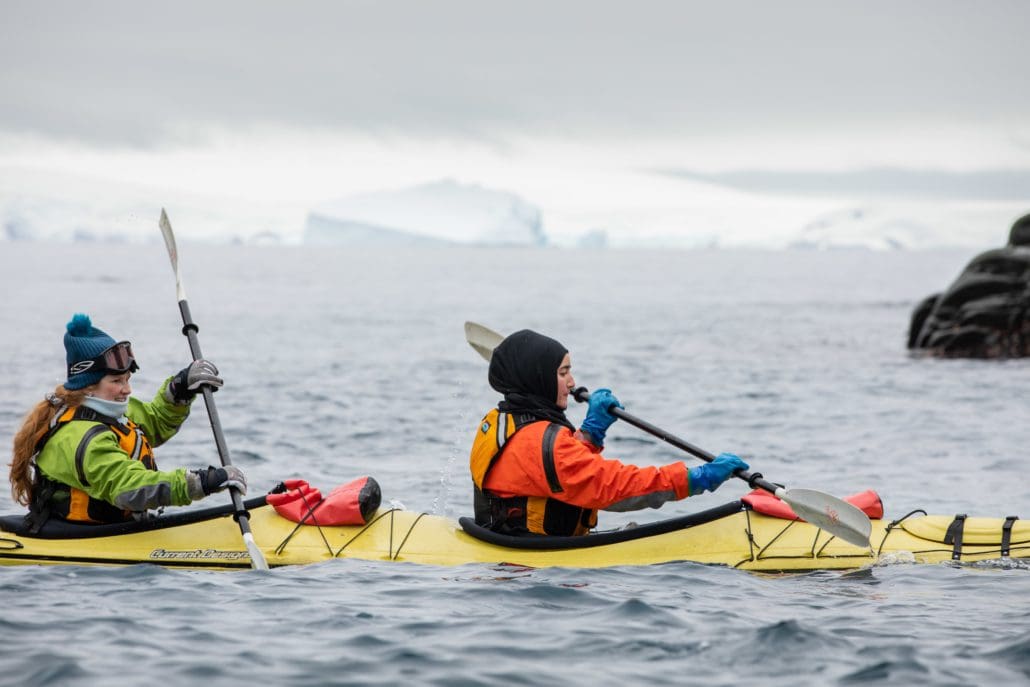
[1,495,1026,572]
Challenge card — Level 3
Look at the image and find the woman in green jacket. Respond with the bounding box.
[8,314,245,529]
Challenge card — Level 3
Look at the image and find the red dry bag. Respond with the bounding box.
[267,476,382,526]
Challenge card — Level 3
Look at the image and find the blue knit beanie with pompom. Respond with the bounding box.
[64,314,117,390]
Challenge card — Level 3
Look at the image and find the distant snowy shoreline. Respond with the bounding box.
[1,174,1026,251]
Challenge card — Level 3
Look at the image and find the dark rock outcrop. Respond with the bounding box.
[908,213,1030,358]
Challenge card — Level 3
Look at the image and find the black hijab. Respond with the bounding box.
[488,329,574,430]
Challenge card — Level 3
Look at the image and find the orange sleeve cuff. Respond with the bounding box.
[670,461,690,500]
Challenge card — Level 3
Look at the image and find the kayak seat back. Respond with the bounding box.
[459,500,744,550]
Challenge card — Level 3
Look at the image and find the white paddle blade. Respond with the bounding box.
[464,321,505,362]
[242,532,269,571]
[780,488,872,548]
[158,209,186,302]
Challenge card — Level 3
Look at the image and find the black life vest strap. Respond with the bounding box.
[541,423,563,493]
[74,406,128,429]
[34,406,70,455]
[1001,516,1019,558]
[473,486,529,535]
[74,425,111,487]
[26,466,59,534]
[943,513,967,561]
[509,412,538,428]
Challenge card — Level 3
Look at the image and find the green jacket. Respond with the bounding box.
[36,378,195,513]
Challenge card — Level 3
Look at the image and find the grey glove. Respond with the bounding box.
[166,359,223,405]
[186,465,247,501]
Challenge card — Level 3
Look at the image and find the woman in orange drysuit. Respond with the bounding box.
[470,329,748,536]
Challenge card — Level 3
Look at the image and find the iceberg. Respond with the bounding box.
[304,180,547,246]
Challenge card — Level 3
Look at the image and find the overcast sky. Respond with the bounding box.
[3,1,1029,144]
[2,1,1028,240]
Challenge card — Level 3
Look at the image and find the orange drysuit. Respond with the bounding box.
[471,409,690,536]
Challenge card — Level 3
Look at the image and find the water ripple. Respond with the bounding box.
[1,245,1028,686]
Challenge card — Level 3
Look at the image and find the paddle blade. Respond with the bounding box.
[464,321,504,362]
[158,209,186,302]
[242,532,269,571]
[779,487,872,548]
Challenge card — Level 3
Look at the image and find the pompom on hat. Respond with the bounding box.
[64,314,119,390]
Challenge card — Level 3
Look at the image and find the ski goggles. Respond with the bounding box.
[68,341,139,377]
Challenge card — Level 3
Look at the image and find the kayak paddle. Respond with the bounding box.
[463,321,873,548]
[464,321,504,362]
[159,209,270,570]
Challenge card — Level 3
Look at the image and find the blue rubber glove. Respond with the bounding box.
[688,453,749,496]
[580,388,623,447]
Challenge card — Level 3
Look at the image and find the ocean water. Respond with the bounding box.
[0,241,1028,686]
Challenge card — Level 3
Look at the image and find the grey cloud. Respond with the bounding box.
[2,1,1029,146]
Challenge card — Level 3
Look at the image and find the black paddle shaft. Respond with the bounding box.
[177,300,247,516]
[572,387,781,494]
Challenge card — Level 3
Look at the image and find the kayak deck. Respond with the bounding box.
[1,498,1027,571]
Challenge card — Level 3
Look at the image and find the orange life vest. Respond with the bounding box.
[31,405,157,525]
[470,408,597,536]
